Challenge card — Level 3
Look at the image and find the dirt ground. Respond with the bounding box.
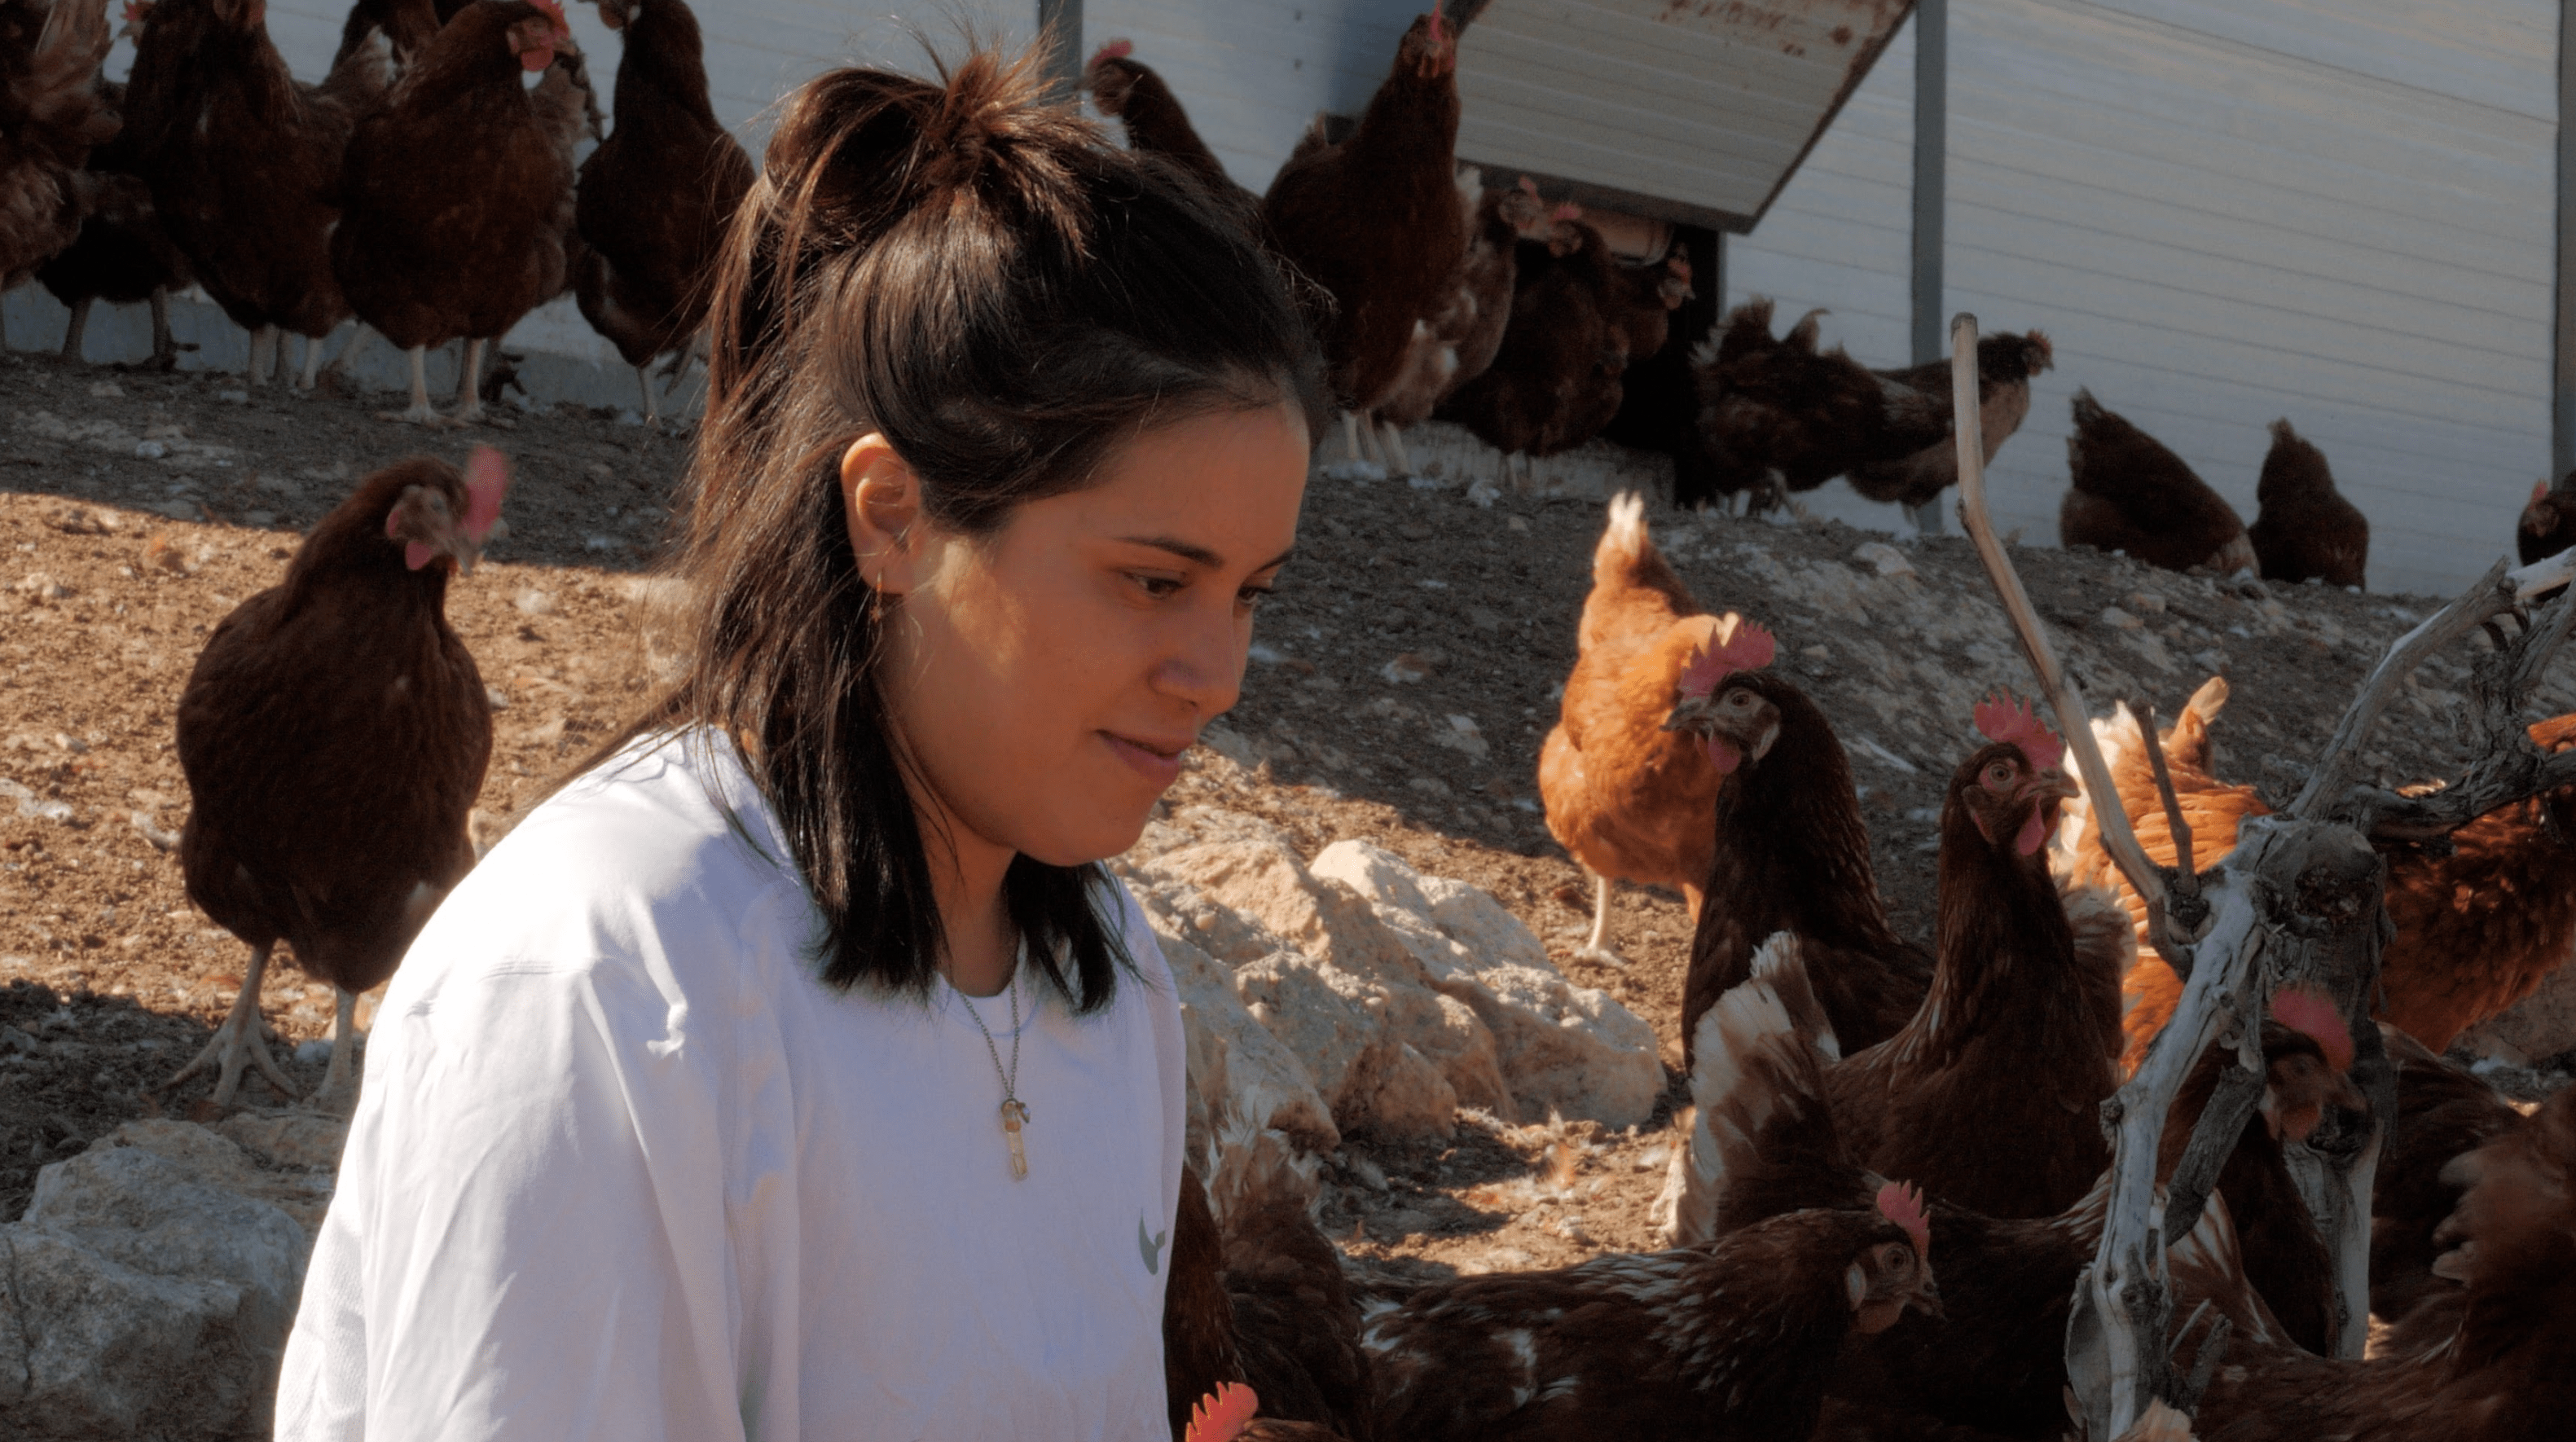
[3,346,2568,1282]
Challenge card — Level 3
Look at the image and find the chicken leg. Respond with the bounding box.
[1573,868,1627,969]
[327,324,377,389]
[147,288,178,371]
[313,986,362,1115]
[1320,411,1387,482]
[382,345,443,424]
[248,325,279,388]
[635,364,659,427]
[165,942,300,1109]
[297,332,326,391]
[448,337,488,425]
[59,297,91,362]
[1375,420,1414,480]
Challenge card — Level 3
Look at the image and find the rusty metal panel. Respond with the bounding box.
[1453,0,1915,231]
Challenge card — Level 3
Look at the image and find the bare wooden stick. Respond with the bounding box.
[2292,559,2515,820]
[1948,314,2168,922]
[2134,704,2196,883]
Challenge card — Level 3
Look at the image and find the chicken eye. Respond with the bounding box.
[1880,1243,1911,1272]
[1981,761,2016,790]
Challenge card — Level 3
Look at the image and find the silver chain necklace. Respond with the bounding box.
[952,943,1031,1180]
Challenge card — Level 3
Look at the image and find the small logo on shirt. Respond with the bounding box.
[1138,1216,1167,1276]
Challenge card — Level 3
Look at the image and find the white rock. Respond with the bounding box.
[0,1123,314,1436]
[1311,841,1663,1128]
[1853,541,1915,578]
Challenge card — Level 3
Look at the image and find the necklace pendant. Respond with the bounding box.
[1000,1099,1030,1180]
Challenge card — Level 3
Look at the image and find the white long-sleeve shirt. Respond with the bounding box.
[275,730,1187,1441]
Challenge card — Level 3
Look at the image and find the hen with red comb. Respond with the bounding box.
[170,452,507,1113]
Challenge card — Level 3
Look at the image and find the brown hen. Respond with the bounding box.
[2248,420,2368,588]
[1848,330,2054,519]
[1161,1164,1370,1442]
[1670,663,1933,1067]
[1260,12,1461,472]
[1815,700,2126,1221]
[1360,1191,1939,1442]
[571,0,753,424]
[333,0,584,424]
[0,0,116,306]
[1689,299,1955,512]
[2060,389,2257,574]
[124,0,389,388]
[2189,1082,2576,1442]
[172,449,508,1110]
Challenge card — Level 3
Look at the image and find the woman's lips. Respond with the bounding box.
[1103,731,1187,788]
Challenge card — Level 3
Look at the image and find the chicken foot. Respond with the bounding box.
[449,337,488,425]
[297,332,327,391]
[634,365,661,427]
[164,942,300,1109]
[383,346,443,424]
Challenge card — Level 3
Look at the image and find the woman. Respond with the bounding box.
[276,45,1325,1441]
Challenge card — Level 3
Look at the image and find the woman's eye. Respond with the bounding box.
[1237,583,1275,612]
[1128,573,1184,600]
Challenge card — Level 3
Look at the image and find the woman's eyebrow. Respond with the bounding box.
[1116,536,1298,571]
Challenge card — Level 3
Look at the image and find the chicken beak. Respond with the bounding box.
[2025,769,2079,803]
[1910,1274,1945,1321]
[1661,692,1715,734]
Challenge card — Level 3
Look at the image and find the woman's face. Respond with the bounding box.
[853,402,1308,868]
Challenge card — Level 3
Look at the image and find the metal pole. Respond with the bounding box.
[1036,0,1084,95]
[2556,0,2576,480]
[1908,0,1951,534]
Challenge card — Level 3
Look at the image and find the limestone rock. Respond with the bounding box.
[1312,841,1664,1128]
[0,1123,310,1439]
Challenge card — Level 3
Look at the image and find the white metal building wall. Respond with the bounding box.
[1075,0,1425,194]
[1731,0,2558,598]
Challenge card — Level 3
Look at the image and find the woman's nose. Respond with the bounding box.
[1151,612,1246,719]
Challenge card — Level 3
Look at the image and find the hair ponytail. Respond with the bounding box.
[615,40,1324,1011]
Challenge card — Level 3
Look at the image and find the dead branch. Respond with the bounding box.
[2133,701,2210,968]
[1948,315,2170,933]
[2292,558,2516,821]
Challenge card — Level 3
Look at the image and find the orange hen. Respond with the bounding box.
[2068,679,2576,1066]
[1537,492,1740,965]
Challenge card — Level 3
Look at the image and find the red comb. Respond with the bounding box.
[1088,37,1134,67]
[2271,983,2354,1073]
[463,446,511,543]
[1183,1383,1260,1442]
[528,0,569,37]
[1426,9,1447,42]
[1876,1180,1931,1258]
[1517,176,1539,195]
[1550,202,1584,222]
[1678,618,1775,697]
[1973,692,2064,772]
[121,0,146,22]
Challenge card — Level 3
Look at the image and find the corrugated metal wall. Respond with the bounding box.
[1731,0,2558,598]
[1077,0,1423,193]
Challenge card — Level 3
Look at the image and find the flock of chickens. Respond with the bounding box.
[12,3,2576,1439]
[1088,14,2390,597]
[1167,493,2576,1441]
[0,0,746,423]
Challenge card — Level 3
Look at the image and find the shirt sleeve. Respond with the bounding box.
[275,932,751,1442]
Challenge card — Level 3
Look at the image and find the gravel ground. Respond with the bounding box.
[3,345,2566,1277]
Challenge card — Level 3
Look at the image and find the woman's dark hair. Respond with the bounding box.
[608,43,1325,1012]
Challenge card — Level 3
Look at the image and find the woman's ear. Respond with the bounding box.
[841,434,929,595]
